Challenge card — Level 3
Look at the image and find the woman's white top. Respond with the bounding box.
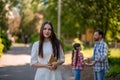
[30,41,65,80]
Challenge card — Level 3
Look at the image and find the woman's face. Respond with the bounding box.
[43,24,52,38]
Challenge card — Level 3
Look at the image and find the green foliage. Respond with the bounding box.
[108,57,120,66]
[0,38,4,57]
[64,44,72,53]
[19,0,43,42]
[106,57,120,77]
[1,0,119,43]
[30,33,39,44]
[41,0,120,41]
[0,31,12,51]
[106,48,120,78]
[0,0,8,31]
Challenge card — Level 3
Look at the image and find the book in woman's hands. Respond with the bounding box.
[48,54,57,64]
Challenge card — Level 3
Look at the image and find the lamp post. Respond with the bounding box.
[58,0,61,39]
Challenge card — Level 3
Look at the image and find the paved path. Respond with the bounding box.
[0,43,74,80]
[0,44,36,80]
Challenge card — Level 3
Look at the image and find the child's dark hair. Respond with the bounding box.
[71,43,80,66]
[73,43,80,50]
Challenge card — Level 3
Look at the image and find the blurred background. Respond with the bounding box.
[0,0,120,80]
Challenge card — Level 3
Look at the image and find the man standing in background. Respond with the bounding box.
[90,29,109,80]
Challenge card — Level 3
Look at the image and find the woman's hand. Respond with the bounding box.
[46,61,64,70]
[51,62,58,70]
[45,64,53,70]
[44,62,58,70]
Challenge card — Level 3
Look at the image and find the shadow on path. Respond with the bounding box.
[5,46,31,55]
[0,43,35,80]
[0,64,36,80]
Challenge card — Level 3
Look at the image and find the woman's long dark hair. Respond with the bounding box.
[71,43,80,66]
[38,21,60,60]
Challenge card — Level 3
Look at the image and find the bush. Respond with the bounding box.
[108,57,120,65]
[106,65,120,77]
[64,44,73,52]
[0,38,4,57]
[30,33,39,44]
[106,57,120,78]
[0,32,12,51]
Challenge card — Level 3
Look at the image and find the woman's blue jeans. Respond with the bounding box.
[72,69,81,80]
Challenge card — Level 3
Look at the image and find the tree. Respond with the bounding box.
[18,0,44,42]
[41,0,120,41]
[0,0,8,31]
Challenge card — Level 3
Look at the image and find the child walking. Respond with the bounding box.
[71,43,84,80]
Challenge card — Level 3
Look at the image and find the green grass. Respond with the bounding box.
[109,48,120,58]
[81,48,120,58]
[82,48,93,58]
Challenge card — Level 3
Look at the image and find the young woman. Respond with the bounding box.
[71,43,84,80]
[30,21,65,80]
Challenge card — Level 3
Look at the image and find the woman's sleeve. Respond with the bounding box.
[30,42,38,66]
[59,45,65,62]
